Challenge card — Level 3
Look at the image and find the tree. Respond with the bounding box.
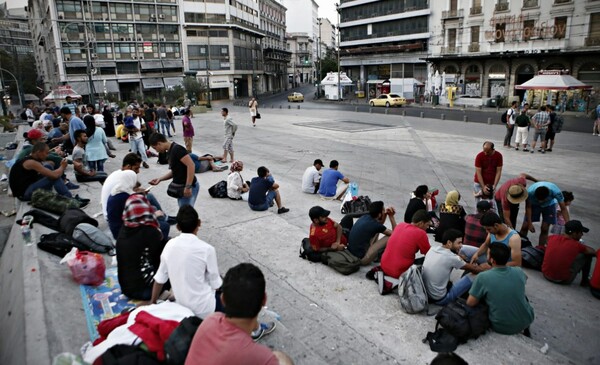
[161,85,185,103]
[320,56,338,80]
[182,76,202,99]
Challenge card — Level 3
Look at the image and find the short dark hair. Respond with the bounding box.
[257,166,268,178]
[480,212,502,227]
[32,142,49,154]
[511,101,517,107]
[442,229,463,245]
[149,132,167,146]
[183,108,190,116]
[122,152,142,167]
[74,129,86,141]
[314,159,323,166]
[368,201,384,218]
[534,186,550,201]
[414,185,429,199]
[222,263,265,318]
[562,191,574,202]
[430,352,468,365]
[221,107,229,114]
[540,105,547,111]
[59,106,72,115]
[329,160,339,168]
[489,242,510,265]
[176,205,199,233]
[411,209,431,223]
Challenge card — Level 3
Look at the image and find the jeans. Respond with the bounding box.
[88,159,106,172]
[177,181,200,208]
[23,177,72,200]
[249,190,276,211]
[434,275,473,306]
[460,245,488,265]
[130,137,148,163]
[503,125,514,146]
[75,171,108,184]
[159,118,172,137]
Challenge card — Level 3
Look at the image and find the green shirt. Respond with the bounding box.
[469,267,534,335]
[515,114,530,128]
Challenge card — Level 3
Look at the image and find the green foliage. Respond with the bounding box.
[162,85,185,103]
[319,56,338,80]
[182,76,202,96]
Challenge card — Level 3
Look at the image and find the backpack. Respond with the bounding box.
[553,115,564,133]
[20,110,28,120]
[58,207,98,236]
[31,189,82,215]
[157,151,169,165]
[208,180,228,198]
[500,110,508,123]
[398,265,428,314]
[521,246,545,271]
[101,344,161,365]
[299,237,323,263]
[19,209,60,231]
[322,250,360,275]
[341,195,372,215]
[434,298,490,344]
[423,327,459,353]
[72,223,115,254]
[37,232,78,258]
[164,316,203,365]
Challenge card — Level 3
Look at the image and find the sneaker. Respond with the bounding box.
[537,149,542,152]
[530,150,534,153]
[366,266,382,281]
[376,271,394,295]
[252,321,277,342]
[523,148,529,152]
[166,216,177,225]
[277,207,289,214]
[65,181,79,190]
[74,194,90,204]
[546,148,552,152]
[514,147,519,151]
[143,162,149,169]
[541,150,545,154]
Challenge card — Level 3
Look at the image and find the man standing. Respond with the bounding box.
[182,109,194,153]
[221,108,237,163]
[301,159,323,194]
[149,133,199,207]
[127,108,150,168]
[62,95,77,116]
[545,105,557,152]
[468,212,522,266]
[24,102,36,125]
[503,101,517,148]
[530,105,550,153]
[72,130,108,184]
[514,109,531,151]
[157,103,172,137]
[318,160,350,200]
[593,102,600,135]
[463,200,492,247]
[467,243,534,336]
[519,181,570,246]
[473,141,503,202]
[248,166,289,214]
[542,220,595,286]
[308,206,347,253]
[347,201,396,266]
[494,173,538,229]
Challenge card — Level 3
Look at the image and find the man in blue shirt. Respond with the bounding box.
[519,181,570,246]
[248,166,289,214]
[347,201,396,265]
[318,160,350,200]
[51,107,86,152]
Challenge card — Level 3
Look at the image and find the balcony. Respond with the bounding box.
[585,37,600,46]
[441,46,461,54]
[554,0,572,3]
[470,6,482,15]
[442,9,464,19]
[523,0,538,8]
[495,2,509,12]
[468,43,480,52]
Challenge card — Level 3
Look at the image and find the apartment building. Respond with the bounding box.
[259,0,290,93]
[281,0,318,80]
[286,32,313,87]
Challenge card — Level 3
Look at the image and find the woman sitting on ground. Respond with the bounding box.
[434,190,467,243]
[227,160,249,200]
[404,185,431,223]
[116,193,166,301]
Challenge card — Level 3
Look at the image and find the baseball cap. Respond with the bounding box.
[565,220,589,234]
[506,185,528,204]
[309,206,330,220]
[27,129,44,140]
[476,200,492,211]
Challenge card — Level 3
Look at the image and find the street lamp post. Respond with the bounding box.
[0,67,23,107]
[317,18,322,99]
[335,3,341,101]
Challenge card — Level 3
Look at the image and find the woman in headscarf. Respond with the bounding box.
[106,170,138,238]
[116,193,167,301]
[102,105,116,137]
[83,115,110,172]
[434,190,467,243]
[226,160,249,200]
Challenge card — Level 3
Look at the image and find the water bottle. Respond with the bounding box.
[21,222,32,245]
[259,306,281,322]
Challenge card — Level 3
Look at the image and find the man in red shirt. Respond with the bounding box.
[308,206,347,252]
[474,141,503,202]
[542,220,595,286]
[590,251,600,299]
[494,173,538,229]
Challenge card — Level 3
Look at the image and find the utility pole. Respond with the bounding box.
[317,18,321,98]
[336,3,341,101]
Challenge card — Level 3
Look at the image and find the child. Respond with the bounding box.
[551,191,574,234]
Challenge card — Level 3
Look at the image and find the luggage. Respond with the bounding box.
[434,298,490,343]
[322,250,360,275]
[31,189,81,215]
[208,180,227,198]
[299,237,323,263]
[398,265,428,314]
[72,223,115,254]
[521,246,545,271]
[164,316,203,365]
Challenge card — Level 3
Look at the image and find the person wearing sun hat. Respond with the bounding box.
[494,173,538,229]
[542,220,595,286]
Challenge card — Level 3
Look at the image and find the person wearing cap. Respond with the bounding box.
[542,221,595,286]
[308,206,347,253]
[16,129,64,165]
[519,181,570,246]
[473,141,503,202]
[301,159,323,194]
[463,200,493,247]
[469,212,522,267]
[494,173,538,229]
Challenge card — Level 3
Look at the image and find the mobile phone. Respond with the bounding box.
[144,186,154,193]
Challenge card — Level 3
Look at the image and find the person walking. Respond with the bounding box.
[248,97,258,127]
[503,101,517,148]
[182,109,194,153]
[221,108,237,163]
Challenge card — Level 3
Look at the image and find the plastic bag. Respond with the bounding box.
[63,248,106,286]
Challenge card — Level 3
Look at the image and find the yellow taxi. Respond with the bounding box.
[369,93,406,107]
[287,92,304,102]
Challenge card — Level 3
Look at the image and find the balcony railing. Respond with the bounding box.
[470,6,482,15]
[523,0,538,8]
[442,9,464,19]
[554,0,572,4]
[585,37,600,46]
[441,46,461,54]
[468,43,480,52]
[495,2,509,12]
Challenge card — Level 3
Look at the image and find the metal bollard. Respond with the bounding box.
[297,105,300,109]
[288,105,291,109]
[464,115,469,122]
[420,112,424,118]
[487,117,492,125]
[279,105,282,109]
[441,113,445,120]
[355,106,358,112]
[271,105,273,108]
[369,108,373,113]
[401,110,405,116]
[385,109,389,115]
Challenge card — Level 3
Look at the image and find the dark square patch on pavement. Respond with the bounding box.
[294,120,402,132]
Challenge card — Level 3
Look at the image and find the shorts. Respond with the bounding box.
[222,137,233,152]
[532,129,547,142]
[248,190,276,211]
[545,129,556,141]
[526,203,557,225]
[250,111,257,117]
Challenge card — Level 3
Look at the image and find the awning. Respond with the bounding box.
[140,61,163,70]
[142,78,164,89]
[43,85,82,101]
[65,62,88,68]
[209,75,231,89]
[69,80,120,95]
[162,60,183,69]
[515,74,592,90]
[367,79,387,84]
[163,77,183,89]
[95,61,117,68]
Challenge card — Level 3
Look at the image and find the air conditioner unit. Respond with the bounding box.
[91,53,98,59]
[102,13,108,19]
[160,52,166,57]
[139,56,144,60]
[127,14,132,20]
[160,37,165,42]
[135,14,140,20]
[120,37,126,41]
[85,13,91,19]
[151,34,157,40]
[75,12,82,18]
[172,15,177,21]
[131,55,137,59]
[61,32,68,39]
[127,37,133,41]
[115,53,121,59]
[138,37,143,41]
[150,14,156,18]
[159,14,165,19]
[65,55,71,61]
[174,34,179,40]
[58,12,64,19]
[153,53,158,57]
[175,52,180,58]
[104,34,111,39]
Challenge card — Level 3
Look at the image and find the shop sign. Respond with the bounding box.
[485,14,566,41]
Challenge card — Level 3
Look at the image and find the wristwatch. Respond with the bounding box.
[185,184,192,189]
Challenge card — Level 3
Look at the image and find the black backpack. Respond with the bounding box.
[58,207,98,236]
[164,316,203,365]
[521,246,545,271]
[20,110,28,120]
[299,237,323,263]
[208,180,228,198]
[101,344,161,365]
[37,232,78,258]
[434,298,490,344]
[341,195,372,215]
[500,110,508,124]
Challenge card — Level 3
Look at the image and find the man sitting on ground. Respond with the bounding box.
[248,166,289,214]
[542,220,595,287]
[520,181,569,246]
[72,130,108,184]
[423,229,487,306]
[347,201,397,265]
[308,206,347,253]
[318,160,350,200]
[185,263,293,365]
[463,201,492,247]
[302,159,323,194]
[467,242,535,336]
[468,212,522,266]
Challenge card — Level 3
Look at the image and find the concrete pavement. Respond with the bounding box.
[1,105,598,364]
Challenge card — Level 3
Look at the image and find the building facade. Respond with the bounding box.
[319,17,336,52]
[28,0,185,102]
[427,0,600,109]
[338,0,431,99]
[259,0,290,94]
[281,0,318,79]
[286,32,313,87]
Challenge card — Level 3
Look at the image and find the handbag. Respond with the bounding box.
[255,110,261,119]
[167,182,185,198]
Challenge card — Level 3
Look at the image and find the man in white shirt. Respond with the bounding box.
[503,101,517,148]
[127,107,149,168]
[301,159,323,194]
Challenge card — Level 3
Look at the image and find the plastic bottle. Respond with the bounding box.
[21,222,32,245]
[259,306,281,322]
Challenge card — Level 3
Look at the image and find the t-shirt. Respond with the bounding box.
[154,233,222,318]
[145,108,156,122]
[473,150,503,185]
[309,218,347,251]
[532,111,550,129]
[423,246,466,300]
[463,213,487,247]
[130,117,144,140]
[542,235,587,282]
[469,267,534,335]
[182,116,194,137]
[8,156,41,198]
[68,116,86,145]
[169,143,197,185]
[156,107,168,120]
[347,215,387,259]
[47,127,64,140]
[248,177,274,206]
[301,166,321,193]
[495,176,527,211]
[506,108,516,125]
[590,251,600,290]
[515,114,530,128]
[72,145,90,176]
[403,197,426,223]
[380,223,431,278]
[318,168,344,197]
[185,313,278,365]
[527,181,563,208]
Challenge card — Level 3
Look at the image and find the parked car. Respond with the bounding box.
[288,92,304,102]
[369,93,407,107]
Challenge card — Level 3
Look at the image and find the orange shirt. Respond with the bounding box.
[309,218,347,251]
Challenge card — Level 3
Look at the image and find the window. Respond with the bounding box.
[448,29,457,48]
[495,22,505,42]
[471,26,480,44]
[591,13,600,39]
[554,17,567,39]
[523,20,534,40]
